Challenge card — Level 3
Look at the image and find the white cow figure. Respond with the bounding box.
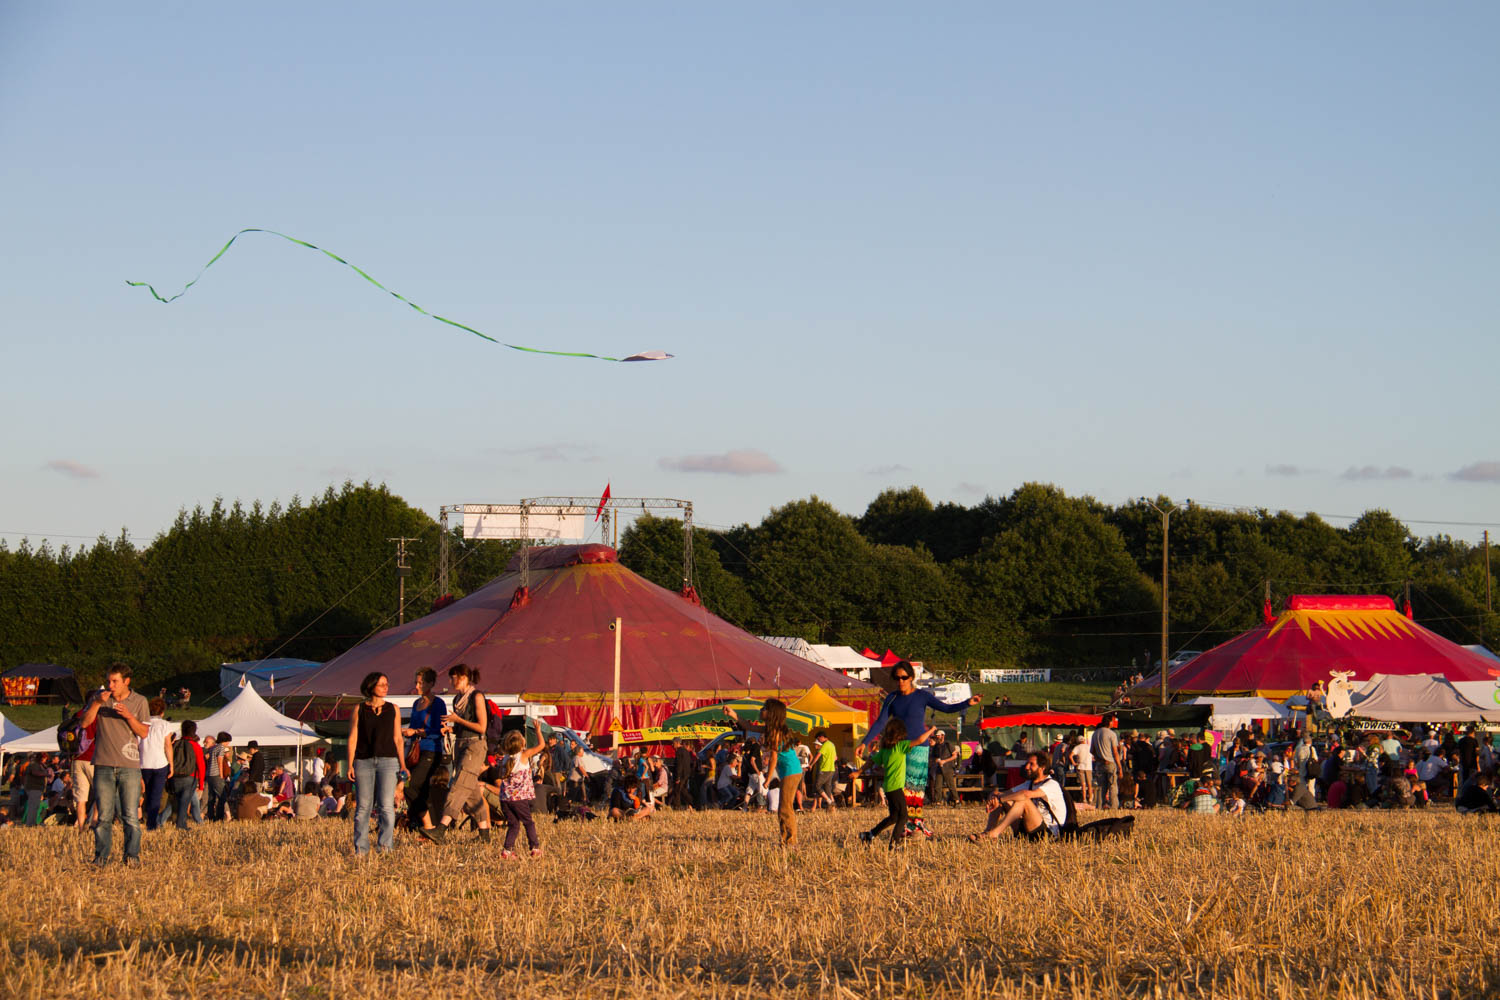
[1323,670,1357,719]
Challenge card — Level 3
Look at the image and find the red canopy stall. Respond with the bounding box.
[1146,595,1500,700]
[279,544,880,734]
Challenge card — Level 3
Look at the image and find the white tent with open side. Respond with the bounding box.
[197,683,323,779]
[196,683,320,747]
[1188,696,1291,733]
[0,711,38,773]
[0,724,59,754]
[1347,673,1500,723]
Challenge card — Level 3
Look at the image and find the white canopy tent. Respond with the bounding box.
[0,712,37,774]
[196,684,322,777]
[1347,674,1500,723]
[1188,696,1290,733]
[197,684,320,747]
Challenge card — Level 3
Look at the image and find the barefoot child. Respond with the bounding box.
[856,718,937,848]
[496,727,548,858]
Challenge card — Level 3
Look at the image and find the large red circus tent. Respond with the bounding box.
[1153,594,1500,700]
[278,544,882,733]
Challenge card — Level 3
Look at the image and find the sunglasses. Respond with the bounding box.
[894,673,912,681]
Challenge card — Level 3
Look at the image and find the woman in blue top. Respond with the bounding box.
[860,660,980,838]
[400,667,446,835]
[726,698,803,846]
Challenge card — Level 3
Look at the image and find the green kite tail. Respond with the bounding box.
[127,228,673,362]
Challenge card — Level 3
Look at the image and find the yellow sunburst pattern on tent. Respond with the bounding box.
[1267,608,1417,642]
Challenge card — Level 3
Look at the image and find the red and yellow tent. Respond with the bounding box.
[1157,594,1500,700]
[280,544,880,734]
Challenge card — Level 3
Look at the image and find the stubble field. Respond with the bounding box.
[1,804,1496,999]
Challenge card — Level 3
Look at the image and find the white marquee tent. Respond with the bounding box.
[195,684,320,747]
[1188,696,1290,733]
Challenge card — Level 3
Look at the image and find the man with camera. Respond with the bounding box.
[75,663,150,866]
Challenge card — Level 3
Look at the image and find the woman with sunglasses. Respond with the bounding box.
[859,660,980,839]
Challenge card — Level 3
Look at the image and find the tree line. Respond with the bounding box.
[618,485,1499,670]
[1,481,1495,690]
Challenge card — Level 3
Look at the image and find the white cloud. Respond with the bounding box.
[1266,464,1307,477]
[492,443,598,463]
[659,449,783,476]
[864,464,911,476]
[43,459,99,480]
[1340,465,1413,481]
[1450,461,1500,483]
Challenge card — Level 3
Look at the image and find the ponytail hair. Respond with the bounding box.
[448,663,479,686]
[761,698,792,753]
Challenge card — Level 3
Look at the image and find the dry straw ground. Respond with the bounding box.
[1,806,1496,999]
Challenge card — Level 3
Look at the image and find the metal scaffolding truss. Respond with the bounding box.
[438,496,694,593]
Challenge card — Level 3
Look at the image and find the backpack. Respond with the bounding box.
[171,738,195,776]
[57,716,85,759]
[484,697,506,747]
[1056,779,1136,842]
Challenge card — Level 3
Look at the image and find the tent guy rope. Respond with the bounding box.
[127,228,674,363]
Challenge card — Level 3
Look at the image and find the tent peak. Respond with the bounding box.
[505,543,617,573]
[1285,594,1395,612]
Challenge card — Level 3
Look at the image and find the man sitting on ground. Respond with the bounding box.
[968,752,1066,842]
[1456,772,1497,815]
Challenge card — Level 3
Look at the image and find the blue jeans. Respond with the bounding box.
[171,776,197,829]
[206,776,229,820]
[93,765,143,864]
[142,766,169,830]
[353,756,398,854]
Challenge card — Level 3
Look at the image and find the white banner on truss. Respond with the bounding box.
[461,504,594,540]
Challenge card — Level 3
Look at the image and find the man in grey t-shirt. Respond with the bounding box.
[1089,715,1123,810]
[76,663,150,866]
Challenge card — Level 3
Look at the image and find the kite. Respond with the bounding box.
[127,228,673,362]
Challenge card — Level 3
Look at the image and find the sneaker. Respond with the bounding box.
[530,848,543,859]
[501,849,517,860]
[858,831,874,846]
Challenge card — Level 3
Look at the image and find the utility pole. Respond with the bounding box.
[1140,497,1188,706]
[1485,529,1492,613]
[389,536,417,624]
[438,507,450,597]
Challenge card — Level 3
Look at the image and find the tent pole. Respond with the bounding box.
[612,616,623,752]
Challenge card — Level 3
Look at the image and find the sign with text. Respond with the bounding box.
[980,669,1052,684]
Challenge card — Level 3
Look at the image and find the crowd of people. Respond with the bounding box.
[6,661,1498,861]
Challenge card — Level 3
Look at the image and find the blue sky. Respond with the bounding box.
[3,4,1498,549]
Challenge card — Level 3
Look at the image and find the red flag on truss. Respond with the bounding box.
[595,483,611,521]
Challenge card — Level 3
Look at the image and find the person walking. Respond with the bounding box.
[400,667,446,835]
[205,732,232,821]
[347,671,402,856]
[425,663,491,844]
[139,697,173,831]
[169,720,204,829]
[76,663,150,866]
[857,718,937,848]
[859,661,981,838]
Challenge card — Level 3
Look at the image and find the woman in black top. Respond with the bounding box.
[425,663,490,844]
[347,671,402,855]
